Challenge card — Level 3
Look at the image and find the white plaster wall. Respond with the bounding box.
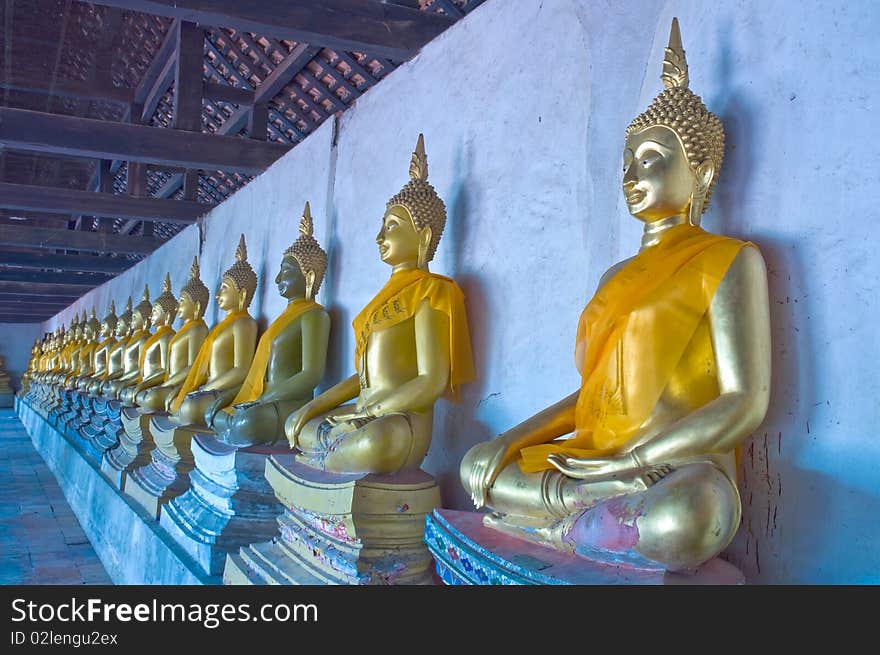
[0,323,43,388]
[38,0,879,582]
[196,120,335,331]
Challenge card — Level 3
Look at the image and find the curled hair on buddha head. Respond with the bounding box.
[118,296,133,333]
[155,273,178,317]
[222,234,258,309]
[283,201,327,300]
[102,300,118,331]
[626,18,725,219]
[180,256,210,315]
[386,133,447,266]
[133,285,152,325]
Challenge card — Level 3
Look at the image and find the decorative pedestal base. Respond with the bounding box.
[101,407,158,489]
[124,416,197,519]
[426,509,745,585]
[160,436,287,577]
[224,457,440,585]
[79,398,122,463]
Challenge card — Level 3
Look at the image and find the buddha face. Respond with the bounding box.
[99,321,113,339]
[623,125,701,223]
[131,311,146,332]
[151,304,164,326]
[115,317,130,338]
[376,207,420,267]
[216,277,245,312]
[177,293,198,321]
[275,256,307,300]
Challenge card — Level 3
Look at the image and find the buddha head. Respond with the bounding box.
[278,202,327,301]
[83,308,100,342]
[132,285,152,332]
[99,301,118,340]
[217,234,257,312]
[115,297,133,339]
[623,19,724,226]
[179,257,210,321]
[72,314,84,342]
[152,273,178,328]
[379,134,447,270]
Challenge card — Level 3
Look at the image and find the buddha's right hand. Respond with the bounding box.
[285,401,318,448]
[462,439,512,510]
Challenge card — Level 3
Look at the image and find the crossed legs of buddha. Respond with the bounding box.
[460,456,741,572]
[212,398,308,447]
[294,405,433,475]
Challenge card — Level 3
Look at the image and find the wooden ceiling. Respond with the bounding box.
[0,0,482,323]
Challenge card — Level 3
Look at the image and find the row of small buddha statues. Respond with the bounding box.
[19,20,771,574]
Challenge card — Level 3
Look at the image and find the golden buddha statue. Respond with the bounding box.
[135,258,209,413]
[80,301,118,394]
[105,286,153,399]
[95,297,133,396]
[57,312,88,385]
[459,19,771,573]
[121,274,178,406]
[284,134,475,474]
[48,315,79,385]
[67,309,101,389]
[18,339,41,396]
[211,203,331,446]
[168,235,258,427]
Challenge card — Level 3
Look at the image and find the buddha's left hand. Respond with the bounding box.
[547,452,671,483]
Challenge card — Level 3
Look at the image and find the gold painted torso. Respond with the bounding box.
[141,331,174,379]
[106,340,126,377]
[266,321,303,392]
[167,325,207,378]
[360,315,419,403]
[121,332,150,377]
[624,315,735,477]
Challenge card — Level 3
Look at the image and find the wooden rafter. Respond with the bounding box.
[0,182,210,223]
[0,251,134,274]
[0,224,162,254]
[85,0,456,60]
[0,107,291,174]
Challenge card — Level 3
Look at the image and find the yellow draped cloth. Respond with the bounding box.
[170,312,247,412]
[352,268,475,401]
[520,223,749,472]
[135,326,174,383]
[222,299,321,414]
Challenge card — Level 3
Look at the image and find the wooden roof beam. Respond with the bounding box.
[86,0,455,61]
[0,251,135,274]
[0,182,210,224]
[0,74,134,104]
[0,107,291,174]
[0,225,162,255]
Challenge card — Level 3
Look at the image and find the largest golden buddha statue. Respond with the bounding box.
[284,134,475,475]
[460,20,771,573]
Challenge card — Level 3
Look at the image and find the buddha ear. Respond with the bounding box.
[238,288,249,312]
[417,226,432,269]
[304,270,316,300]
[688,159,715,226]
[695,159,715,194]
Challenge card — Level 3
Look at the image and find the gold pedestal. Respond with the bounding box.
[224,456,440,585]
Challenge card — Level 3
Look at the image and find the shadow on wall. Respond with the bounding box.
[710,27,825,581]
[425,140,494,510]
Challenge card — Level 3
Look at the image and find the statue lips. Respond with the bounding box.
[625,189,647,205]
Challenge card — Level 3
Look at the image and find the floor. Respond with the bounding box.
[0,408,112,584]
